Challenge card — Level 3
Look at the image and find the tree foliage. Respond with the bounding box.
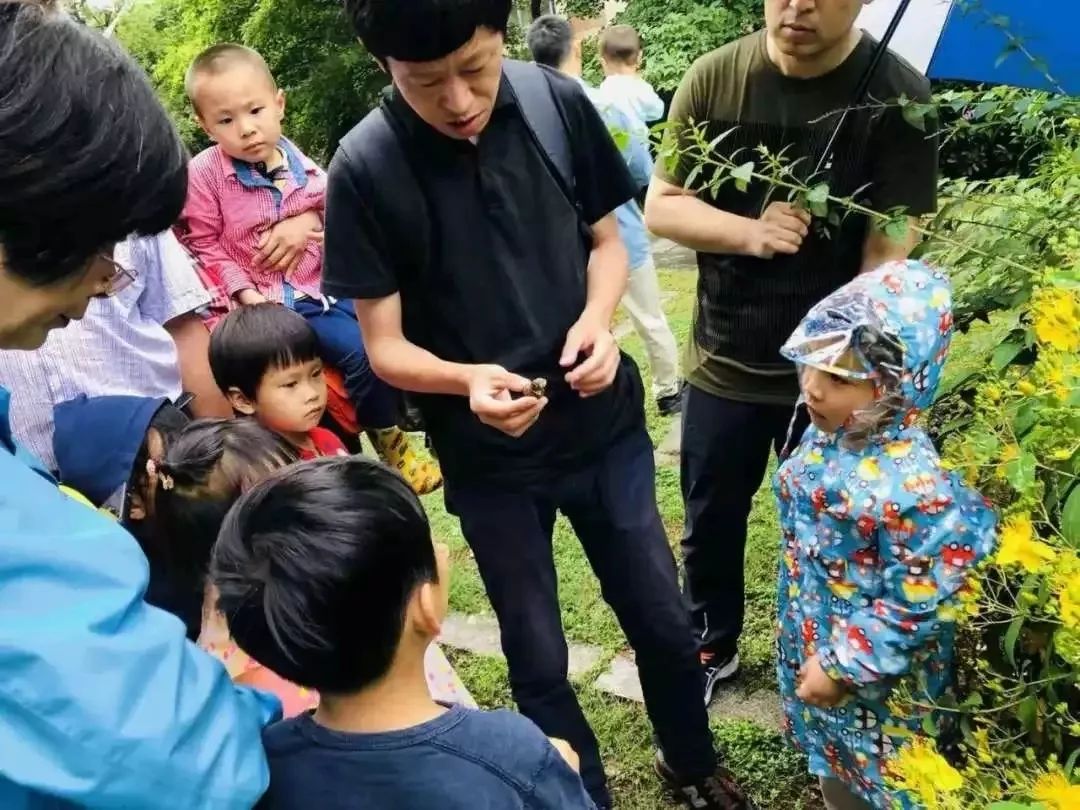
[116,0,386,164]
[614,0,762,92]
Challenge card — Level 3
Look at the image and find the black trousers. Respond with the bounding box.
[680,385,808,657]
[446,427,716,808]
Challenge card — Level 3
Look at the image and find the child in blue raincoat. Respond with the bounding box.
[773,260,997,809]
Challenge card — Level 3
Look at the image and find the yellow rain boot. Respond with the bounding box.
[368,426,443,495]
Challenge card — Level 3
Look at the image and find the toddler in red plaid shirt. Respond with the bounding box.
[176,43,440,495]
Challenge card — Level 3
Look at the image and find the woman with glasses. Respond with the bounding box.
[0,3,278,807]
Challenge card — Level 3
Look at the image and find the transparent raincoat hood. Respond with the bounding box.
[780,259,954,435]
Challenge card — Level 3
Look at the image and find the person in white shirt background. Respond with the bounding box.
[0,230,230,471]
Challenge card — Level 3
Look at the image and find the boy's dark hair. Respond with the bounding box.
[344,0,512,63]
[209,303,320,400]
[212,456,438,693]
[151,418,299,634]
[185,43,276,110]
[599,24,643,65]
[526,15,573,69]
[0,1,187,287]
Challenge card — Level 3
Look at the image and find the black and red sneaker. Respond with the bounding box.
[655,750,756,810]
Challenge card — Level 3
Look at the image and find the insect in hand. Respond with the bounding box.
[527,378,547,398]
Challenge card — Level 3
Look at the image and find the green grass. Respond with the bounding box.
[424,267,991,809]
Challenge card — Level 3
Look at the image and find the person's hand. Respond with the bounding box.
[255,212,323,275]
[795,654,848,708]
[548,737,581,773]
[745,202,810,259]
[236,289,267,306]
[468,364,547,438]
[561,313,619,397]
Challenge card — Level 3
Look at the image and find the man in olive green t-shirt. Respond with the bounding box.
[645,0,938,707]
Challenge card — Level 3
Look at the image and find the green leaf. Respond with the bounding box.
[729,160,754,192]
[959,692,984,710]
[901,103,927,132]
[1018,694,1038,733]
[1066,745,1080,777]
[1004,615,1023,670]
[884,217,909,242]
[1005,450,1037,493]
[921,713,937,736]
[1062,485,1080,548]
[988,803,1039,810]
[806,182,830,204]
[971,101,997,120]
[991,338,1025,371]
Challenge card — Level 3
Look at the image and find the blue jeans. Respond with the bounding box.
[445,428,716,808]
[291,297,400,430]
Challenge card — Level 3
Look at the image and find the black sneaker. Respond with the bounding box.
[655,750,756,810]
[701,650,740,706]
[656,387,684,417]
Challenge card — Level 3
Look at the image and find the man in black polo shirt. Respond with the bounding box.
[646,0,938,705]
[323,2,750,809]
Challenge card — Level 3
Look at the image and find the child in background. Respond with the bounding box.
[153,419,472,718]
[51,394,198,635]
[211,456,594,809]
[175,43,440,494]
[208,303,355,460]
[773,260,997,809]
[598,25,664,134]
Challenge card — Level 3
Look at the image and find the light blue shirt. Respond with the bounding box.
[577,78,653,271]
[0,385,280,808]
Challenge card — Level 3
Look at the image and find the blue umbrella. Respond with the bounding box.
[858,0,1077,96]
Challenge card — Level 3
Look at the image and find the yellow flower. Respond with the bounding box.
[1032,287,1080,352]
[1033,771,1080,809]
[1017,379,1038,396]
[888,738,964,809]
[996,443,1020,479]
[997,514,1057,572]
[1058,573,1080,629]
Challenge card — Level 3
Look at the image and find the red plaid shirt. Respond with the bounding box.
[175,139,326,309]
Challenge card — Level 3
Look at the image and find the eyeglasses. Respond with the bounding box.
[96,252,139,298]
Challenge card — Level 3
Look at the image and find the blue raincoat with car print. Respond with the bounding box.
[773,260,997,807]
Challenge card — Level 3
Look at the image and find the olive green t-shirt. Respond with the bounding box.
[657,31,937,405]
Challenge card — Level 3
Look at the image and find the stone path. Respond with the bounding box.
[438,412,785,734]
[651,237,698,270]
[440,615,783,733]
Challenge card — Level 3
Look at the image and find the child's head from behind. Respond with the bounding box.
[186,43,283,165]
[782,260,954,445]
[209,303,327,442]
[153,418,299,594]
[599,25,643,74]
[212,456,449,694]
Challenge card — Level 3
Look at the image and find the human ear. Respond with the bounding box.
[226,388,256,416]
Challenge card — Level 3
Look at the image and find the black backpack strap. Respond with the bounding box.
[503,60,577,206]
[337,104,430,279]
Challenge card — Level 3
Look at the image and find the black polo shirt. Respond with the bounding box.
[323,67,641,488]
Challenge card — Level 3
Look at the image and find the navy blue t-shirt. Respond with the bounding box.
[259,704,597,809]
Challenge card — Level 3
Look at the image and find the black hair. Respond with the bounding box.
[209,303,320,400]
[128,403,190,506]
[185,43,276,110]
[599,24,643,65]
[149,418,299,639]
[0,1,188,286]
[344,0,512,62]
[527,15,573,69]
[212,456,437,694]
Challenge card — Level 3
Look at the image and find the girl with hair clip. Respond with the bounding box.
[152,418,474,717]
[773,260,998,810]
